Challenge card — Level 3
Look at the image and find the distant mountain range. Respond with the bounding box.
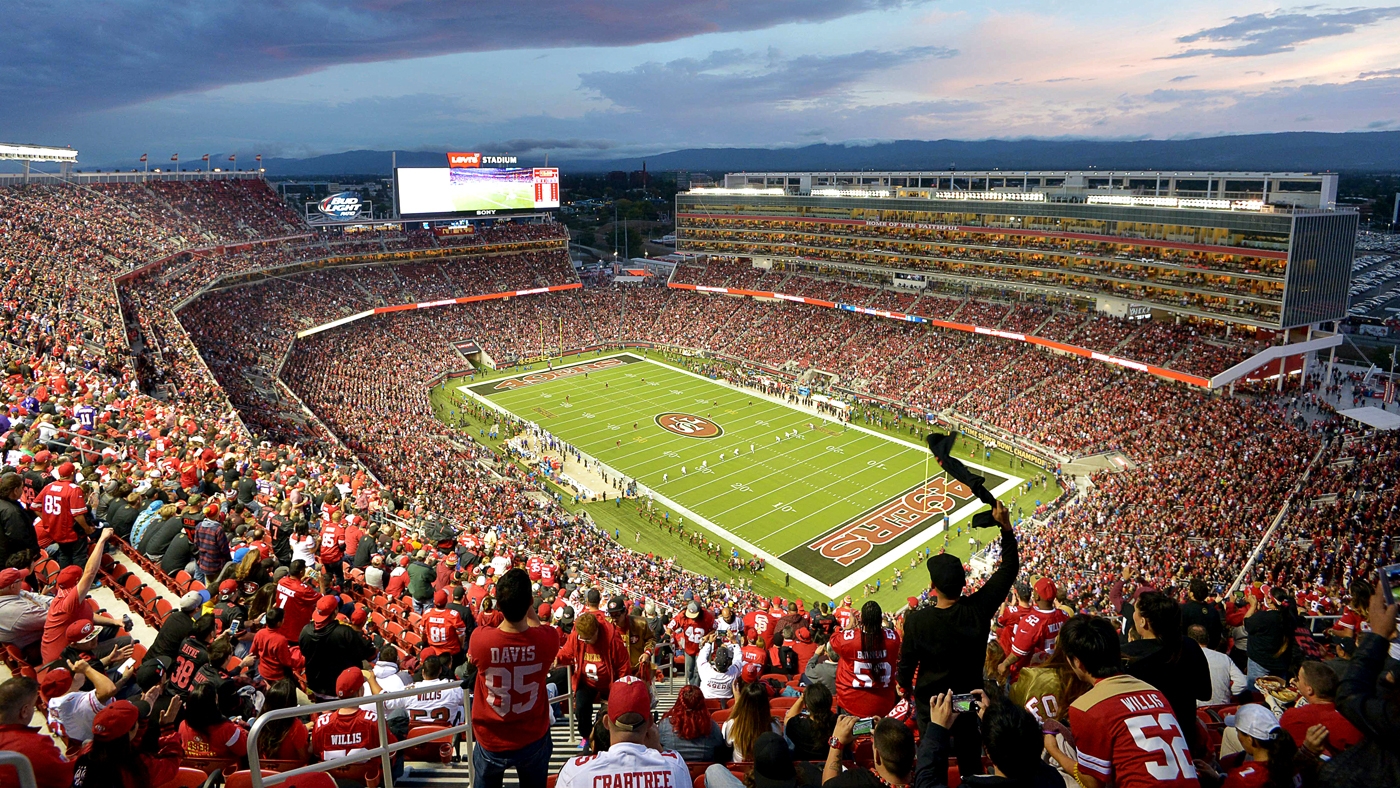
[261,131,1400,176]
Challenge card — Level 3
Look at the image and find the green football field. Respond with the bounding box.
[461,353,1022,597]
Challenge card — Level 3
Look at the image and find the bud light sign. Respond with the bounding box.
[318,192,363,219]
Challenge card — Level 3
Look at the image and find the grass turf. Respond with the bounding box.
[435,351,1058,601]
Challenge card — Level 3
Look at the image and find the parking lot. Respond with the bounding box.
[1348,231,1400,319]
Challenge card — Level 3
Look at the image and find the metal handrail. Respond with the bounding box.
[0,752,36,788]
[246,666,576,788]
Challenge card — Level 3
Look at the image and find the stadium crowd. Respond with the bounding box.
[0,179,1390,788]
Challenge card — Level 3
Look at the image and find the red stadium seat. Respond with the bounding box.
[402,724,455,763]
[172,570,193,594]
[770,697,798,712]
[157,767,210,788]
[226,771,334,788]
[400,632,422,651]
[760,673,788,684]
[154,598,174,624]
[710,709,731,724]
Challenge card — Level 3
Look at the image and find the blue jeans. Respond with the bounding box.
[705,764,745,788]
[472,733,552,788]
[1245,658,1272,692]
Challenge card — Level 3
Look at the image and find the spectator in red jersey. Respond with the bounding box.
[40,528,114,664]
[557,611,630,749]
[830,601,901,718]
[249,607,304,684]
[0,676,73,788]
[37,461,93,568]
[466,567,560,788]
[311,668,391,782]
[318,511,347,586]
[420,589,467,668]
[999,578,1068,680]
[670,599,716,686]
[1278,661,1361,758]
[273,560,320,640]
[1042,616,1198,788]
[178,682,249,763]
[740,632,771,676]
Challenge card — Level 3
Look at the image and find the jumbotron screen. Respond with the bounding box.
[395,167,560,219]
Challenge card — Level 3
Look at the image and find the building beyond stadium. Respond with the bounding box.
[676,170,1356,331]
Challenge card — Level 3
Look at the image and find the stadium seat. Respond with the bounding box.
[760,673,788,684]
[138,586,159,615]
[400,632,422,651]
[173,570,193,594]
[704,698,727,711]
[226,771,334,788]
[710,709,731,724]
[157,767,210,788]
[154,598,175,624]
[770,697,798,711]
[383,622,404,641]
[402,724,455,763]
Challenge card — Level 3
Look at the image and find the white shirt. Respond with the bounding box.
[389,678,466,725]
[696,642,740,700]
[48,689,109,745]
[1200,647,1247,705]
[290,535,317,566]
[557,741,691,788]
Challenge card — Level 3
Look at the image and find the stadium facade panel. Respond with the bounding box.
[676,172,1355,330]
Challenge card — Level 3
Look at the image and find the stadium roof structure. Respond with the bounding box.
[1336,406,1400,431]
[0,143,77,163]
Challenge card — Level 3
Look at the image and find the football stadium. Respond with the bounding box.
[0,144,1391,785]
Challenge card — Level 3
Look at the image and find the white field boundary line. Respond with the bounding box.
[459,352,1025,598]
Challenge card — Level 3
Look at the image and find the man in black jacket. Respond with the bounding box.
[300,595,376,700]
[898,501,1017,779]
[0,474,39,568]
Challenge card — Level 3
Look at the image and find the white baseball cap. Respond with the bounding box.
[1232,704,1281,741]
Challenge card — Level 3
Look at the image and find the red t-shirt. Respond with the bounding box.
[274,577,321,639]
[1279,702,1362,756]
[743,610,773,639]
[1069,675,1198,788]
[740,645,768,672]
[526,556,543,581]
[830,627,902,718]
[468,624,561,753]
[180,720,249,759]
[539,564,557,587]
[996,604,1028,650]
[1222,762,1269,788]
[421,608,466,655]
[37,480,87,544]
[41,590,93,664]
[318,523,346,564]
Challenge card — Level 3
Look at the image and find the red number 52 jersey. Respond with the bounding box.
[1068,675,1199,788]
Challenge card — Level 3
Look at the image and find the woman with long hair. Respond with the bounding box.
[255,679,311,763]
[178,682,250,763]
[245,581,278,623]
[829,601,901,717]
[73,699,184,788]
[783,680,837,759]
[1008,637,1092,724]
[658,684,728,763]
[722,678,781,761]
[289,522,317,566]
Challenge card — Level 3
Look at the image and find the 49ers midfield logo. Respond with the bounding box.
[655,413,723,439]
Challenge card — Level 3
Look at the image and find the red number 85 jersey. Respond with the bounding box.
[1069,675,1199,788]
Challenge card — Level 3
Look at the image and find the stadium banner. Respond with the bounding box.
[295,282,581,338]
[675,213,1290,260]
[395,166,561,219]
[667,282,1212,388]
[780,469,1011,585]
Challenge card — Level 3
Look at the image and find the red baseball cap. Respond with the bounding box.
[92,700,141,742]
[66,619,97,642]
[335,667,365,698]
[434,589,448,607]
[312,595,339,625]
[349,606,369,627]
[218,579,238,598]
[1034,578,1057,602]
[55,565,83,589]
[607,676,652,729]
[0,567,29,587]
[33,450,51,464]
[55,461,75,479]
[39,667,73,697]
[740,663,763,684]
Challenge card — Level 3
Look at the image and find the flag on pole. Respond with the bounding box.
[201,154,210,162]
[139,154,147,162]
[1386,378,1396,405]
[228,154,236,162]
[171,154,179,162]
[255,154,262,162]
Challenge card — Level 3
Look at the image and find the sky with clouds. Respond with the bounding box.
[4,0,1399,164]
